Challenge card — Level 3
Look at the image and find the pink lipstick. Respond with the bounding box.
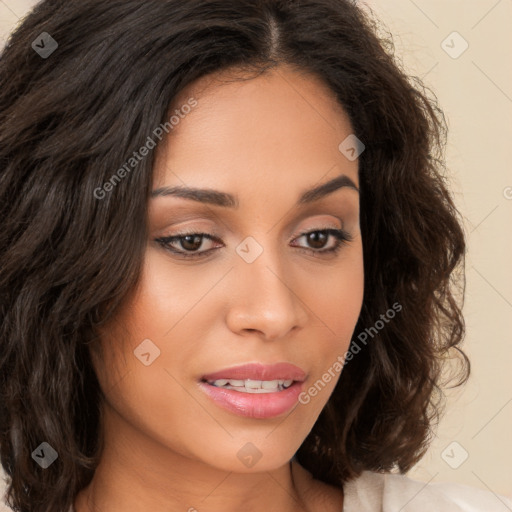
[198,362,307,419]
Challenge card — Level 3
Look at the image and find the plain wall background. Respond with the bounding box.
[1,0,511,505]
[360,0,512,499]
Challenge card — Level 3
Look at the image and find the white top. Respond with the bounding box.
[342,470,512,511]
[50,471,512,512]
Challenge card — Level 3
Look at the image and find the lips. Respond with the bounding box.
[200,362,307,383]
[198,362,308,418]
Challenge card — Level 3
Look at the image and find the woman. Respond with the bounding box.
[0,1,510,511]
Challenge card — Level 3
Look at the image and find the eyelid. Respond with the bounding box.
[156,221,343,245]
[154,225,353,260]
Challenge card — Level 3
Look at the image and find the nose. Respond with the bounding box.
[225,244,308,340]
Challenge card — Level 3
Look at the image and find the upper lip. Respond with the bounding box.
[201,362,307,382]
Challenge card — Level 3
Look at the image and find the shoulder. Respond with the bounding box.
[342,470,512,512]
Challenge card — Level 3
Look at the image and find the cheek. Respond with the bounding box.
[296,242,364,408]
[131,251,210,333]
[109,249,222,359]
[303,240,364,348]
[89,248,228,419]
[89,300,209,462]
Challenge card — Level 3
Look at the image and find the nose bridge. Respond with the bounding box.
[226,233,307,338]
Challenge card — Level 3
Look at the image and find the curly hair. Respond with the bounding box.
[0,0,469,510]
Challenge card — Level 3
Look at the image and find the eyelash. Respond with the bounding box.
[154,227,353,260]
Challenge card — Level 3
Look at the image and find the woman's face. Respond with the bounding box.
[92,64,364,475]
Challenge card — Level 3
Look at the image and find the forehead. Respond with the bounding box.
[153,64,359,194]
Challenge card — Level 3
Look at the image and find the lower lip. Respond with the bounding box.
[198,380,305,419]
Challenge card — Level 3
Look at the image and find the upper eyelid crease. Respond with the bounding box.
[150,174,359,208]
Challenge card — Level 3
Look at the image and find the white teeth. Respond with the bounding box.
[211,379,229,387]
[207,378,294,393]
[227,379,244,387]
[245,380,262,389]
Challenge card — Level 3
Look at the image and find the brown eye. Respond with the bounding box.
[291,228,353,255]
[179,234,205,252]
[305,231,329,250]
[155,231,222,259]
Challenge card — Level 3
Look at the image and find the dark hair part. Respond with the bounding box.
[0,0,469,510]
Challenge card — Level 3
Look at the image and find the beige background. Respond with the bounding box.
[1,0,511,506]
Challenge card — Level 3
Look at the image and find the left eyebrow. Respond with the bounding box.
[150,173,359,208]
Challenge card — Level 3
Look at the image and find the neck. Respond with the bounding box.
[73,404,316,512]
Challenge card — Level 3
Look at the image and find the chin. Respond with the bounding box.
[186,435,302,474]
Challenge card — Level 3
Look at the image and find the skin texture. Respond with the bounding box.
[75,64,363,512]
